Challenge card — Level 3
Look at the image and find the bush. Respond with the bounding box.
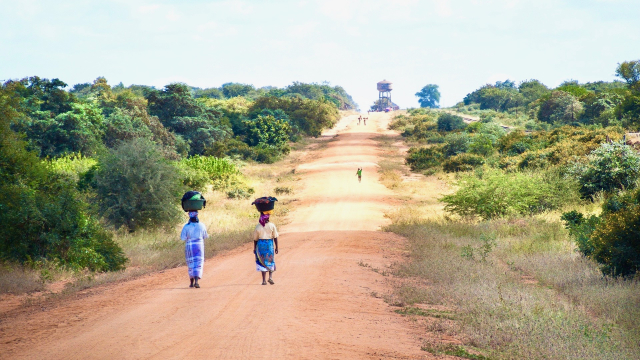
[95,138,183,231]
[441,168,579,219]
[563,189,640,277]
[442,133,471,156]
[437,113,466,132]
[406,146,444,171]
[569,141,640,198]
[442,153,485,172]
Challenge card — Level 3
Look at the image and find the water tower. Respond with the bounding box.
[377,80,393,111]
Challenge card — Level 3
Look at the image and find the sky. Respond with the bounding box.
[1,0,639,109]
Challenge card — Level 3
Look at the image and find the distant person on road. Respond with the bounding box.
[356,167,362,183]
[254,212,279,285]
[181,211,209,288]
[358,116,361,125]
[364,117,367,125]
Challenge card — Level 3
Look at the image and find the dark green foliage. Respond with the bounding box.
[26,103,106,157]
[406,147,443,171]
[415,84,440,108]
[538,91,583,124]
[146,83,231,155]
[442,133,470,156]
[244,115,291,149]
[104,107,179,159]
[0,89,125,271]
[518,79,550,105]
[442,153,485,172]
[441,168,579,219]
[222,83,254,98]
[249,96,339,137]
[282,82,357,110]
[616,60,640,92]
[564,189,640,276]
[437,113,466,132]
[95,138,183,231]
[569,141,640,198]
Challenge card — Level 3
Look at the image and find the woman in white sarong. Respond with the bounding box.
[180,211,209,288]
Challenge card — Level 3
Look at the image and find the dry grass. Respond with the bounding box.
[385,216,640,359]
[0,265,45,294]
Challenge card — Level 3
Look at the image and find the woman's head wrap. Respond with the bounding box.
[259,213,270,227]
[188,211,199,223]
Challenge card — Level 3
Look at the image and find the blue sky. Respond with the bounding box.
[1,0,638,109]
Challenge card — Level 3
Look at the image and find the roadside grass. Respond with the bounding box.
[385,211,640,359]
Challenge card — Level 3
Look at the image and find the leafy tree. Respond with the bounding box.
[243,115,291,156]
[518,79,550,105]
[556,80,590,99]
[222,82,254,98]
[104,107,179,159]
[250,96,339,137]
[147,83,231,155]
[437,113,466,132]
[616,60,640,92]
[26,102,105,157]
[95,138,183,231]
[415,84,440,108]
[538,91,583,124]
[569,141,640,198]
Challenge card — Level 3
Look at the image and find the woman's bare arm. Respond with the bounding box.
[274,238,278,254]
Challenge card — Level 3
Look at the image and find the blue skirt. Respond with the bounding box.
[185,239,204,278]
[255,239,275,272]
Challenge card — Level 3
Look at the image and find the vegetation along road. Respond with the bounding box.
[1,113,436,359]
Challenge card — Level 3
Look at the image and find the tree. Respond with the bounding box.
[437,113,466,132]
[518,79,550,105]
[616,60,640,92]
[95,138,183,231]
[243,115,291,152]
[221,83,254,98]
[415,84,440,108]
[538,91,583,124]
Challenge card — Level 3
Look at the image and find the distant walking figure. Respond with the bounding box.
[356,168,362,183]
[181,211,209,288]
[364,117,367,125]
[358,116,362,125]
[254,212,279,285]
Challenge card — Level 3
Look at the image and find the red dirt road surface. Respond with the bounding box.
[1,113,431,359]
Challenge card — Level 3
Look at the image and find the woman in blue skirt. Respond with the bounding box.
[180,211,209,288]
[253,212,279,285]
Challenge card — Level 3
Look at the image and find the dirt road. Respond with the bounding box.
[1,113,429,359]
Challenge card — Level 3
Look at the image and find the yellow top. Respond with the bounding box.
[253,222,279,240]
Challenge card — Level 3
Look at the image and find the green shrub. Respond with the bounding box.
[569,141,640,198]
[226,186,255,199]
[442,132,471,156]
[95,138,183,231]
[437,113,466,132]
[406,146,444,171]
[441,168,579,219]
[563,188,640,276]
[442,153,485,172]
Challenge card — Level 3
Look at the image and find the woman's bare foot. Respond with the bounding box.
[262,281,267,285]
[268,279,275,285]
